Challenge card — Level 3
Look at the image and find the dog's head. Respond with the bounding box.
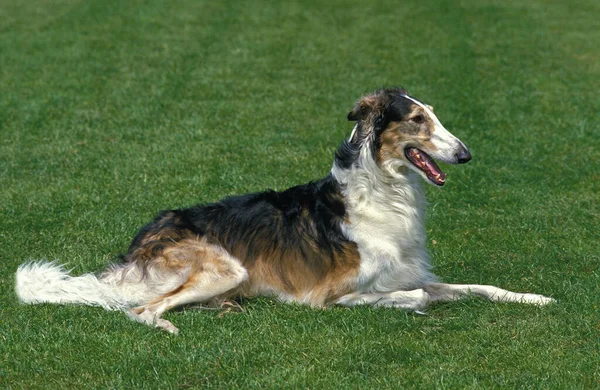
[338,88,471,186]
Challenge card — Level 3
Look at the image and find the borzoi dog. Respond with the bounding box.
[16,88,555,334]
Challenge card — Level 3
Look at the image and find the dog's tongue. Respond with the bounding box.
[405,147,446,185]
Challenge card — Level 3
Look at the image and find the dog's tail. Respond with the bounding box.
[16,260,190,311]
[16,261,129,310]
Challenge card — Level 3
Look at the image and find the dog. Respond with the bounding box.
[16,88,555,334]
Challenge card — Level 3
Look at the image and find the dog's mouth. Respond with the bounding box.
[404,147,446,186]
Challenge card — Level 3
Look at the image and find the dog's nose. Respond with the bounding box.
[456,146,472,164]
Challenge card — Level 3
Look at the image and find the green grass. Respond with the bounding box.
[1,0,599,388]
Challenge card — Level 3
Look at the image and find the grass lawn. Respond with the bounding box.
[1,0,598,388]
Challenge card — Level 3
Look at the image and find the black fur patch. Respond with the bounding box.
[124,175,352,266]
[334,123,366,170]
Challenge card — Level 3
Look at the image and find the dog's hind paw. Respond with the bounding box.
[155,318,180,335]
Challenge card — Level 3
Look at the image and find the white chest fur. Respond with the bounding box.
[332,154,437,293]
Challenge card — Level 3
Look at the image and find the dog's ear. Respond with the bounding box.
[347,95,377,121]
[347,106,362,121]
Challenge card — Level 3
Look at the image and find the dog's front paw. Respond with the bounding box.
[520,293,556,306]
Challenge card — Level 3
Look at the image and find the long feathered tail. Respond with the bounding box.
[15,261,128,310]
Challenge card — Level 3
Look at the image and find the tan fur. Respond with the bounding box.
[128,239,249,334]
[243,241,360,305]
[348,94,380,121]
[377,105,438,163]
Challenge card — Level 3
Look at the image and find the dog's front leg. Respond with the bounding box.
[423,283,555,306]
[336,289,430,311]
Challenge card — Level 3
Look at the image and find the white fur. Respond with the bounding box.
[336,289,430,310]
[15,260,191,311]
[331,141,436,294]
[348,123,359,142]
[400,94,467,164]
[424,283,555,305]
[15,262,127,310]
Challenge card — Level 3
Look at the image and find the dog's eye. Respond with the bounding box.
[411,115,425,124]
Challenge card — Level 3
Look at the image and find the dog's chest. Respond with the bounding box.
[341,193,435,292]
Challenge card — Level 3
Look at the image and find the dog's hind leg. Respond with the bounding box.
[423,283,555,306]
[127,241,248,334]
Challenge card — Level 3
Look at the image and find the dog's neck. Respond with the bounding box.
[331,140,427,215]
